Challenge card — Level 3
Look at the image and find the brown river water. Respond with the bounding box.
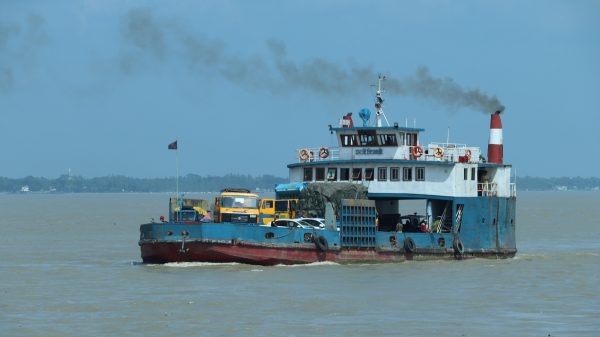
[0,191,599,336]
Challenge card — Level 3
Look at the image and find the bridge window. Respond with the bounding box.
[358,130,378,146]
[340,168,350,181]
[378,167,387,181]
[405,133,417,146]
[303,168,313,181]
[416,167,425,181]
[464,168,468,180]
[340,134,358,147]
[352,168,362,180]
[471,167,476,181]
[378,134,398,146]
[390,167,400,181]
[315,167,325,181]
[403,167,413,181]
[365,168,374,181]
[327,168,337,181]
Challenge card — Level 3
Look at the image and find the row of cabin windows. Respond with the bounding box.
[304,167,426,182]
[340,131,418,147]
[464,167,476,181]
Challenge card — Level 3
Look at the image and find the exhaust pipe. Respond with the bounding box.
[488,111,503,164]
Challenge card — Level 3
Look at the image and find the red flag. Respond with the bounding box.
[168,140,177,150]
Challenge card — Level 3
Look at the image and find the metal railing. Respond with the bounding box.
[295,144,480,163]
[424,143,478,163]
[296,147,340,163]
[510,183,517,197]
[477,182,498,197]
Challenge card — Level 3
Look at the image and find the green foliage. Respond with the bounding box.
[517,176,600,191]
[0,174,285,193]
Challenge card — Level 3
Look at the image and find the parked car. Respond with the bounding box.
[298,218,326,228]
[271,219,324,229]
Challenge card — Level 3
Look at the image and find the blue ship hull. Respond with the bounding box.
[139,196,516,265]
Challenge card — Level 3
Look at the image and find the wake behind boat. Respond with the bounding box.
[139,76,516,265]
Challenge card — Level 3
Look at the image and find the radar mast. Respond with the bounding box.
[374,74,390,127]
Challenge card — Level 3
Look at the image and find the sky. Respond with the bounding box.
[1,0,599,179]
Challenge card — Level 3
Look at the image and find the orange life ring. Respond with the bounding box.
[433,146,444,158]
[319,147,330,159]
[465,149,472,161]
[299,148,310,161]
[412,145,423,158]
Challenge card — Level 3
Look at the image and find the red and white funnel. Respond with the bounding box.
[487,111,503,164]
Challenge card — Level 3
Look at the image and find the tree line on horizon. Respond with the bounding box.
[0,174,286,193]
[0,175,599,193]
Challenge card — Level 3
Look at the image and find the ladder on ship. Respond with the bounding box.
[436,201,453,233]
[454,204,464,234]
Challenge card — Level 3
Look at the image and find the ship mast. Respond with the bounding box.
[374,74,390,127]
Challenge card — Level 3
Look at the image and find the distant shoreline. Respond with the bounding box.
[1,175,599,193]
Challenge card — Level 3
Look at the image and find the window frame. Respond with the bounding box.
[378,167,387,181]
[352,168,362,181]
[315,167,325,181]
[390,167,400,181]
[303,167,313,182]
[326,168,337,181]
[365,168,374,181]
[416,167,425,181]
[403,167,413,181]
[340,168,350,181]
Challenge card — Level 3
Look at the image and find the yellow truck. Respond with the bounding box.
[213,188,260,223]
[258,198,298,225]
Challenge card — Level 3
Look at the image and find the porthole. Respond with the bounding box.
[265,232,275,239]
[438,237,445,247]
[482,218,486,224]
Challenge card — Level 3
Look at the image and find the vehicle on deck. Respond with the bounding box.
[258,198,298,225]
[213,188,260,224]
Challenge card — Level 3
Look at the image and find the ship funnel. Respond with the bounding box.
[487,111,503,164]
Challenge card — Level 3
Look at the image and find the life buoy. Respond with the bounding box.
[411,146,423,158]
[453,238,464,256]
[433,146,444,158]
[315,236,328,252]
[403,237,416,253]
[465,149,472,162]
[319,147,330,159]
[299,148,310,161]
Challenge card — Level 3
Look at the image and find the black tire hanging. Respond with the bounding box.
[403,237,416,253]
[315,236,328,252]
[453,238,465,255]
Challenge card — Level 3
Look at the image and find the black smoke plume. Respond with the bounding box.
[0,14,47,93]
[121,8,505,114]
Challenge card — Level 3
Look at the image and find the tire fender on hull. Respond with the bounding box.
[315,236,328,252]
[403,237,416,253]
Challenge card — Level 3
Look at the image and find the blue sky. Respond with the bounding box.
[1,0,599,178]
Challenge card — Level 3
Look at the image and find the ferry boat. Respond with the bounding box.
[139,77,516,265]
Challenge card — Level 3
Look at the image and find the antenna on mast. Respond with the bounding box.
[374,74,390,127]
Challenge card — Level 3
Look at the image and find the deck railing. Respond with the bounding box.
[510,183,517,197]
[296,147,340,163]
[478,182,498,197]
[296,144,480,163]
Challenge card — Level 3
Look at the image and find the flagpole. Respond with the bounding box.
[176,139,179,205]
